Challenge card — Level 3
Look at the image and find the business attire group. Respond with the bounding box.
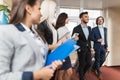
[0,4,108,80]
[72,13,108,80]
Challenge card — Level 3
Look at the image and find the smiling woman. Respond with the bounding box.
[0,0,63,80]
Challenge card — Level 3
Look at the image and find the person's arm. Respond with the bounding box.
[33,60,62,80]
[92,28,103,43]
[0,27,62,80]
[23,60,63,80]
[90,41,95,55]
[91,29,98,42]
[48,37,67,50]
[48,44,60,50]
[91,29,96,42]
[0,30,23,80]
[72,27,81,46]
[0,40,62,80]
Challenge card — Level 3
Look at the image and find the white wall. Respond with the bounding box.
[0,0,3,4]
[103,7,120,66]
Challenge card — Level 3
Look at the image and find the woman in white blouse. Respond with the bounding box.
[55,13,73,80]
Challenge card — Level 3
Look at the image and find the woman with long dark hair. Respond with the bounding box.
[0,0,62,80]
[55,13,73,80]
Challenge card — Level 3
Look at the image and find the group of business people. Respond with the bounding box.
[72,12,108,80]
[37,0,79,80]
[0,0,108,80]
[0,0,63,80]
[0,0,77,80]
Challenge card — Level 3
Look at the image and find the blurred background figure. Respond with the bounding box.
[0,0,63,80]
[72,12,92,80]
[37,0,65,52]
[37,0,57,45]
[55,12,73,80]
[37,0,65,80]
[91,16,108,80]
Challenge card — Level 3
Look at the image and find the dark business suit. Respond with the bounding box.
[91,26,108,76]
[72,24,92,80]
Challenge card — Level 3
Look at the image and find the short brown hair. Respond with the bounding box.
[79,12,88,18]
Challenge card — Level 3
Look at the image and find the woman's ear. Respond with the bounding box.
[25,4,32,15]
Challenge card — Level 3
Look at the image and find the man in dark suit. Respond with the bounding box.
[72,12,93,80]
[91,16,108,80]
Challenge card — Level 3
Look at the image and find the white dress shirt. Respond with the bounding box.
[81,24,89,40]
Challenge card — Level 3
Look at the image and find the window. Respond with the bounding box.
[83,9,102,27]
[59,8,102,32]
[60,8,80,33]
[60,8,79,17]
[83,9,101,19]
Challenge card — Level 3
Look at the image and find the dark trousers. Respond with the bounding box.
[78,47,92,80]
[93,46,106,76]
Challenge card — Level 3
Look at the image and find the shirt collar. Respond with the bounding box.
[20,23,31,32]
[81,24,87,28]
[98,25,103,28]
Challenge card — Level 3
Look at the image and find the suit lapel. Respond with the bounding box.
[15,23,25,32]
[88,27,91,40]
[79,25,87,41]
[23,32,42,54]
[96,26,102,38]
[15,23,40,55]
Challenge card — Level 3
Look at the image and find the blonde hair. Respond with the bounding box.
[40,0,56,22]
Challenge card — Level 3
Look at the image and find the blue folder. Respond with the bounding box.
[45,39,80,66]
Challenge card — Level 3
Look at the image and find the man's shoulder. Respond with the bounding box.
[87,26,91,29]
[92,26,98,29]
[74,24,81,29]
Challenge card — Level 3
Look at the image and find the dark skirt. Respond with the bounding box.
[60,56,72,70]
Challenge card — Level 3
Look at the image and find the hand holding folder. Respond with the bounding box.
[45,39,80,66]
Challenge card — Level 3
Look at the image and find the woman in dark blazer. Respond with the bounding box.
[55,13,73,80]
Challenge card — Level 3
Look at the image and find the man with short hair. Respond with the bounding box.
[72,12,93,80]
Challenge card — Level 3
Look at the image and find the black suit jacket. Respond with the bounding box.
[37,20,53,44]
[72,24,92,51]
